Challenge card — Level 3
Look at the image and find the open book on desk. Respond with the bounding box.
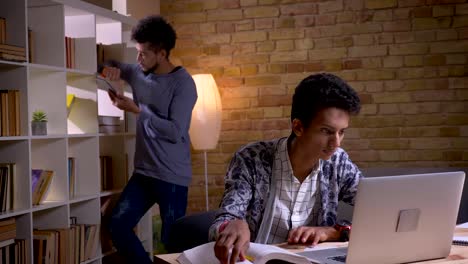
[177,241,314,264]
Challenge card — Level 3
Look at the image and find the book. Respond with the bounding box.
[0,44,25,53]
[31,169,54,205]
[66,94,76,117]
[28,28,34,63]
[0,52,26,62]
[96,75,118,95]
[0,18,5,44]
[453,236,468,246]
[176,241,310,264]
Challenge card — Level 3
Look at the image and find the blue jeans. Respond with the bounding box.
[110,173,188,264]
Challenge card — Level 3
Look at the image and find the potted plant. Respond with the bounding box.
[31,110,47,136]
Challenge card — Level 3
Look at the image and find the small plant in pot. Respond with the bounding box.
[31,110,47,136]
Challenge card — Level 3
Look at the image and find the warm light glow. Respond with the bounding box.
[190,74,222,150]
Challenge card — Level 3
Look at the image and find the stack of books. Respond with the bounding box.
[98,115,122,134]
[0,17,27,62]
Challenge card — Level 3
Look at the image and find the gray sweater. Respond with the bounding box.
[118,63,197,186]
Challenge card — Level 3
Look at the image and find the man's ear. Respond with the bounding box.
[291,118,304,137]
[159,49,167,59]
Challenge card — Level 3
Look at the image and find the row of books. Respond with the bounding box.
[33,223,100,264]
[0,218,28,264]
[98,115,122,134]
[0,163,15,213]
[0,239,28,264]
[31,169,54,206]
[0,90,20,137]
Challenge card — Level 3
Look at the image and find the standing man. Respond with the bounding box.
[103,15,197,264]
[209,73,362,264]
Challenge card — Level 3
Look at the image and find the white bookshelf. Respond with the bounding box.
[0,0,153,263]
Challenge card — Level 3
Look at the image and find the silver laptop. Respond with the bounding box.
[298,171,465,264]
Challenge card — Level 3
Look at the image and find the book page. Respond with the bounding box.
[177,242,254,264]
[177,241,311,264]
[246,243,310,264]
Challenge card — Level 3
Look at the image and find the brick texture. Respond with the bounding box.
[161,0,468,213]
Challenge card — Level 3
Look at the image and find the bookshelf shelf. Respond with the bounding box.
[0,136,29,141]
[0,209,31,221]
[70,194,99,204]
[0,60,26,68]
[27,63,64,72]
[100,189,123,198]
[0,0,152,263]
[31,201,68,213]
[67,68,96,77]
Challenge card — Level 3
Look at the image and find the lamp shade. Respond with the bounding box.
[189,74,222,150]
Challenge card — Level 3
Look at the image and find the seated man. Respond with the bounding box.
[209,73,363,264]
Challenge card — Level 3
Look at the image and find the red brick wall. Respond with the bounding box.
[161,0,468,213]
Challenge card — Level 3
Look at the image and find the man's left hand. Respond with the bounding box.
[287,226,340,246]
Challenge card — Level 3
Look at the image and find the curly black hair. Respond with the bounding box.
[131,15,176,57]
[291,73,361,127]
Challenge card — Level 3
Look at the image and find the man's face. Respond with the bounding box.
[135,42,164,72]
[294,107,350,160]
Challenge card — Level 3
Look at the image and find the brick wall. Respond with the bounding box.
[160,0,468,213]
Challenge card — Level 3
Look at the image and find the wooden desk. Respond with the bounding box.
[154,229,468,264]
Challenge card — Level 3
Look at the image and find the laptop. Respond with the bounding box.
[298,171,465,264]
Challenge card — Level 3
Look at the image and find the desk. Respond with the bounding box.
[154,229,468,264]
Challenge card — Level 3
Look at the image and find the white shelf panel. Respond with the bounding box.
[0,0,27,47]
[100,189,123,197]
[33,204,69,229]
[0,208,31,221]
[28,63,64,72]
[66,68,95,77]
[68,136,100,196]
[68,133,99,138]
[28,69,68,135]
[32,200,67,212]
[0,136,29,141]
[31,138,68,202]
[28,2,65,67]
[70,198,99,224]
[0,140,30,210]
[69,194,99,204]
[99,132,126,137]
[0,60,26,68]
[31,134,68,139]
[81,256,101,264]
[53,0,137,26]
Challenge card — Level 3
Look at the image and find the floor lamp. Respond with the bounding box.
[189,74,222,211]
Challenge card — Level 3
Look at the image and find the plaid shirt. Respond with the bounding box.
[268,139,321,244]
[209,137,362,243]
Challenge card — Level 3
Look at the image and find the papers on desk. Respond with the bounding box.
[457,222,468,229]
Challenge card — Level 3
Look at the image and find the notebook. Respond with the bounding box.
[298,171,466,264]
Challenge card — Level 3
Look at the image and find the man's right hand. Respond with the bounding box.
[214,219,250,264]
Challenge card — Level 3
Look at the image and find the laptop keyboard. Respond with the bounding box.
[328,255,347,263]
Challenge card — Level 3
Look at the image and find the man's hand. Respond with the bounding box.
[102,66,124,97]
[214,219,250,264]
[103,66,140,114]
[287,226,340,246]
[108,91,140,114]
